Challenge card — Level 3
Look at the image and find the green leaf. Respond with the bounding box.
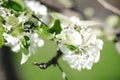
[0,23,5,35]
[26,10,33,21]
[0,23,5,47]
[66,45,77,51]
[21,48,29,55]
[21,36,30,49]
[0,36,4,48]
[2,0,23,11]
[8,0,23,11]
[36,24,54,39]
[10,1,22,11]
[49,19,62,34]
[0,16,4,23]
[7,16,19,27]
[10,28,24,37]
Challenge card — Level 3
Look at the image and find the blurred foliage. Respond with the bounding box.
[1,0,120,80]
[12,37,120,80]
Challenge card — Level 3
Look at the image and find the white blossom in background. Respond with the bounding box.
[24,0,47,15]
[70,16,101,27]
[28,33,44,54]
[56,16,103,71]
[3,33,21,52]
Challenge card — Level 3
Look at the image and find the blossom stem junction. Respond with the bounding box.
[33,50,68,80]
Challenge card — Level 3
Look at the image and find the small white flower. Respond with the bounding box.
[3,23,12,31]
[24,0,47,15]
[3,33,21,52]
[18,12,26,23]
[0,7,14,18]
[28,33,44,54]
[0,7,7,17]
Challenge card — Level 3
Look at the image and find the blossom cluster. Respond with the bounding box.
[0,0,103,71]
[0,0,45,64]
[56,17,103,71]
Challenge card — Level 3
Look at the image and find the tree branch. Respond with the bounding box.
[32,14,49,27]
[33,50,69,80]
[33,50,62,69]
[56,62,68,80]
[96,0,120,16]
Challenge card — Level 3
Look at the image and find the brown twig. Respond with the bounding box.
[96,0,120,16]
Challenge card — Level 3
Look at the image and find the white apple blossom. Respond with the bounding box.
[18,12,26,23]
[56,16,103,71]
[56,29,82,46]
[28,33,44,54]
[24,0,47,15]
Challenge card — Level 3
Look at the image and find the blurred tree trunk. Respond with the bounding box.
[0,46,19,80]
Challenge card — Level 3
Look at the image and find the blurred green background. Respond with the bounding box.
[12,38,120,80]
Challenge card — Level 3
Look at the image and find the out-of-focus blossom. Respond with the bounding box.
[3,33,21,52]
[28,33,44,54]
[24,0,47,15]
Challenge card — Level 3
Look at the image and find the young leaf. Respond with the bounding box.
[21,36,30,49]
[0,23,5,47]
[1,0,23,11]
[0,16,4,23]
[7,0,23,11]
[49,19,62,34]
[0,36,4,48]
[25,10,33,21]
[66,45,77,51]
[0,23,5,35]
[37,24,54,39]
[7,16,19,27]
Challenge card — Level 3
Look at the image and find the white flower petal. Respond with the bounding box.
[28,33,44,54]
[56,17,103,71]
[20,53,30,65]
[59,44,72,55]
[11,44,21,52]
